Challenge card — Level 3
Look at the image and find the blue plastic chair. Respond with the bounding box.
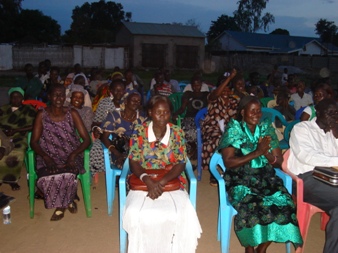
[119,158,197,253]
[194,107,208,181]
[101,142,122,216]
[209,152,291,253]
[261,107,296,149]
[178,82,187,92]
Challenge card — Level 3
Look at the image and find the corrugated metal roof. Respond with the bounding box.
[225,30,322,52]
[122,21,205,38]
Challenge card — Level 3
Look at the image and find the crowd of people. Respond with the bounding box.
[1,60,337,253]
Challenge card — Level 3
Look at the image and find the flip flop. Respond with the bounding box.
[50,208,65,221]
[68,201,78,214]
[10,183,20,191]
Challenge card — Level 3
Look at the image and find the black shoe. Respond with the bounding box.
[0,192,15,209]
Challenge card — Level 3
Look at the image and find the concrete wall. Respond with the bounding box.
[3,45,125,70]
[0,45,13,70]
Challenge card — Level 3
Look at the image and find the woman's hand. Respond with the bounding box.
[144,177,163,200]
[43,155,57,169]
[256,136,271,156]
[65,153,77,170]
[229,68,237,79]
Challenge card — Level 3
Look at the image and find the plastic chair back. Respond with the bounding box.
[195,107,208,181]
[261,107,294,149]
[282,149,328,253]
[260,97,274,107]
[25,132,92,218]
[210,152,291,253]
[169,92,185,126]
[118,158,197,253]
[101,139,122,216]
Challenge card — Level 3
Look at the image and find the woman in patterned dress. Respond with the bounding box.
[173,76,209,165]
[201,69,240,185]
[0,87,36,190]
[30,84,91,221]
[99,91,146,169]
[123,95,202,253]
[218,96,302,253]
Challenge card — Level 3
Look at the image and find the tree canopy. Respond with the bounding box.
[0,0,23,42]
[63,0,132,44]
[270,28,289,36]
[315,18,337,43]
[206,15,240,44]
[233,0,274,33]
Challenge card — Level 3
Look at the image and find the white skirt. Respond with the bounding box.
[123,189,202,253]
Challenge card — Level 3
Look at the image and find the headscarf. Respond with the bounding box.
[8,87,25,97]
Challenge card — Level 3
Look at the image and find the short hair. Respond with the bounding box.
[237,96,260,121]
[109,78,125,90]
[147,95,173,113]
[48,83,65,95]
[315,83,335,98]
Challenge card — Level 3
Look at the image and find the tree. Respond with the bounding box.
[15,10,61,44]
[63,0,132,44]
[270,28,289,35]
[315,18,337,43]
[206,14,240,44]
[233,0,275,33]
[185,18,202,32]
[0,0,23,42]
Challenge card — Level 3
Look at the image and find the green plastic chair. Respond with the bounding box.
[25,132,92,218]
[169,92,186,126]
[260,97,274,107]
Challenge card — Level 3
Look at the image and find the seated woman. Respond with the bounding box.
[99,91,146,170]
[90,79,127,173]
[173,76,209,165]
[300,83,334,121]
[218,96,302,253]
[201,69,239,186]
[123,95,202,253]
[30,84,91,221]
[0,87,36,190]
[69,86,94,132]
[273,92,296,127]
[231,74,249,100]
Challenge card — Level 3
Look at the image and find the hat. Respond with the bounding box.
[8,87,24,97]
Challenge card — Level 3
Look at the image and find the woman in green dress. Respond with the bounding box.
[218,96,302,253]
[0,87,36,190]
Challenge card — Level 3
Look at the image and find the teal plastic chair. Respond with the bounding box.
[101,142,122,216]
[119,158,197,253]
[195,107,208,181]
[209,152,291,253]
[25,132,92,218]
[169,92,185,126]
[261,107,297,149]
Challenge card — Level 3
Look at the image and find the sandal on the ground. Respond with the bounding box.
[10,183,20,191]
[68,201,77,214]
[34,191,44,200]
[209,178,218,187]
[50,208,65,221]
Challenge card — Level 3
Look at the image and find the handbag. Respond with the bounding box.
[313,166,338,186]
[128,168,181,192]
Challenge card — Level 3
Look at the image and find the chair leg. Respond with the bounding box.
[29,174,36,219]
[105,168,114,216]
[78,172,92,218]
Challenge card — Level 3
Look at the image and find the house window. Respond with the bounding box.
[142,44,167,68]
[176,45,199,69]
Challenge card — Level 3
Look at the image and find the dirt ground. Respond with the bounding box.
[0,167,325,253]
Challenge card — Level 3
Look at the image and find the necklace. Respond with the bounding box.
[122,111,136,121]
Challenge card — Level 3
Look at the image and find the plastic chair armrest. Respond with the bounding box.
[185,159,197,209]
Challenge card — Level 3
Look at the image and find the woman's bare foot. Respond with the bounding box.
[245,246,255,253]
[256,241,272,253]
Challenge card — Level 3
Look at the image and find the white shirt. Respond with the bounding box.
[290,92,313,110]
[183,83,209,92]
[288,118,338,175]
